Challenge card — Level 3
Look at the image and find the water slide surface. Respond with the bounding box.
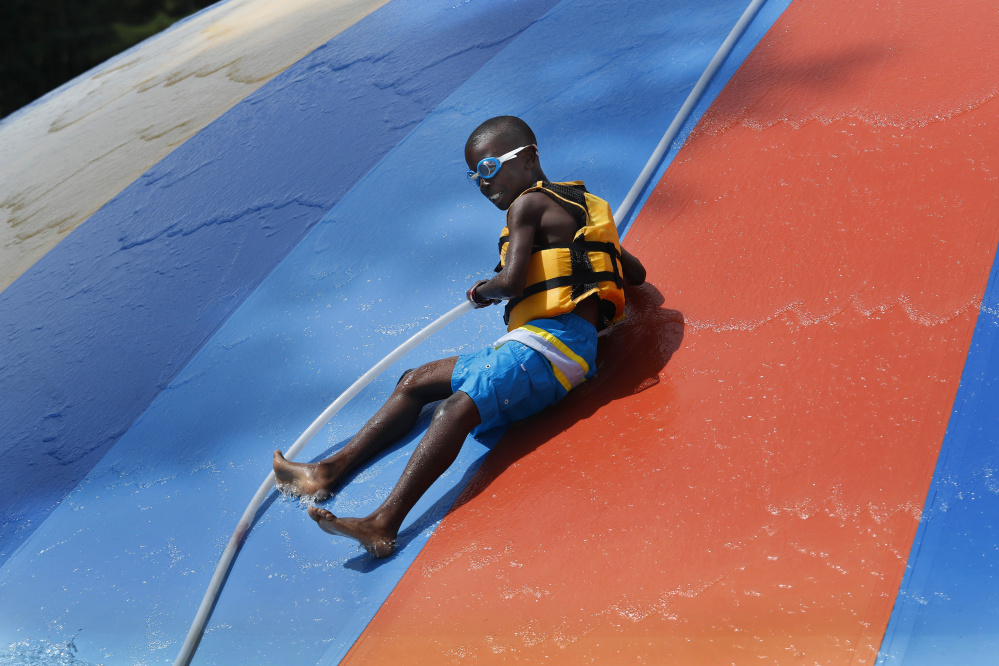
[0,0,392,291]
[343,1,999,662]
[2,0,998,664]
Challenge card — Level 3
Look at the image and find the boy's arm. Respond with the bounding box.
[620,246,646,286]
[467,194,543,306]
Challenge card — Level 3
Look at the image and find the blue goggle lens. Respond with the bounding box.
[467,157,501,185]
[476,158,501,178]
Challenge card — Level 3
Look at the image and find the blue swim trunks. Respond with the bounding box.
[451,312,598,434]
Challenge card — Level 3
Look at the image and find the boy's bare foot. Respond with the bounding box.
[272,451,343,501]
[307,507,396,558]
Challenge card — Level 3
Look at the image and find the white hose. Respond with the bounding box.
[614,0,767,228]
[175,1,766,662]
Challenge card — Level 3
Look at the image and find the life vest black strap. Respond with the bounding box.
[497,240,620,273]
[498,239,620,257]
[516,270,623,299]
[540,239,619,255]
[503,270,623,324]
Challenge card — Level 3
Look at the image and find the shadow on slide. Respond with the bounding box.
[453,282,685,510]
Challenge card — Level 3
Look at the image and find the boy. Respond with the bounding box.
[273,116,646,557]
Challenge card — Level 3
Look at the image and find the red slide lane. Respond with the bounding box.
[345,0,999,663]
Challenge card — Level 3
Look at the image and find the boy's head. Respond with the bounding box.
[465,116,543,210]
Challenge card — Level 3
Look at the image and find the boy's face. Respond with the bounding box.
[465,136,536,211]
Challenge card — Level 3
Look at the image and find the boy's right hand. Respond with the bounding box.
[467,280,498,308]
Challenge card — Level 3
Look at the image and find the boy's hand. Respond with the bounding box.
[467,279,498,308]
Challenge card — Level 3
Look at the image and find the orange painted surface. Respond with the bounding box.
[345,0,999,663]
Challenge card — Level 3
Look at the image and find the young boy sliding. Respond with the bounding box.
[272,116,646,557]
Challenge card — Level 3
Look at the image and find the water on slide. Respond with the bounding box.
[3,0,999,664]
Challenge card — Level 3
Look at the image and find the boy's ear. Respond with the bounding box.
[524,145,539,168]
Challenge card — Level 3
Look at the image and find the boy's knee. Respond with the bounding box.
[393,358,458,404]
[433,391,480,428]
[396,365,431,392]
[395,363,440,398]
[396,368,415,387]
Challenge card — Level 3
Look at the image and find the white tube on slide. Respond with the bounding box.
[175,2,766,662]
[614,0,767,227]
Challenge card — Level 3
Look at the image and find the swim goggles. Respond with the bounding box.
[467,144,536,186]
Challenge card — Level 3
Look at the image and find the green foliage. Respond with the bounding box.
[0,0,218,120]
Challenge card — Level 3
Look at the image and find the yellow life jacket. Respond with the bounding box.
[498,181,626,332]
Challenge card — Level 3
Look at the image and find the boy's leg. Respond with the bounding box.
[308,389,481,557]
[273,356,459,500]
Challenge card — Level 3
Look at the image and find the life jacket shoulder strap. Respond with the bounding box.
[533,181,589,228]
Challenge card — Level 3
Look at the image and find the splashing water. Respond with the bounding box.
[275,481,329,507]
[0,635,95,666]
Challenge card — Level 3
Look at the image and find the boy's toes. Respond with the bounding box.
[308,507,333,523]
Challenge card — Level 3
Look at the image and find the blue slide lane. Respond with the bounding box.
[878,250,999,664]
[0,0,563,563]
[0,0,794,663]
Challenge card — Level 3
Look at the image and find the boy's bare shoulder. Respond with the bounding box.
[507,189,556,225]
